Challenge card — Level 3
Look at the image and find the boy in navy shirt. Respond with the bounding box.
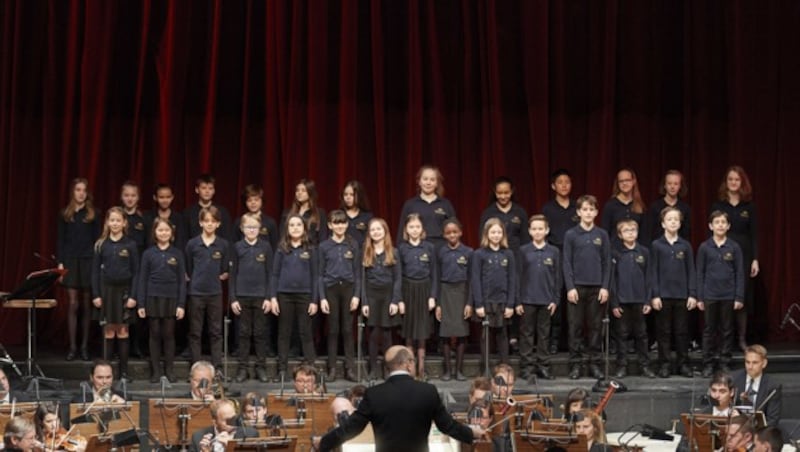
[563,195,611,380]
[697,211,745,377]
[517,215,560,381]
[610,220,655,379]
[185,206,230,373]
[183,174,234,243]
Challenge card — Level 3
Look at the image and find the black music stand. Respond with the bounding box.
[1,268,65,391]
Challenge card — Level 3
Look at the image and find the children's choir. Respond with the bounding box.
[54,165,758,382]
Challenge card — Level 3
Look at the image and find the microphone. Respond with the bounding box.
[121,378,128,401]
[80,381,89,404]
[199,378,210,404]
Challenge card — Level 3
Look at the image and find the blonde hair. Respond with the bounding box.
[363,218,396,267]
[480,218,508,249]
[94,207,128,252]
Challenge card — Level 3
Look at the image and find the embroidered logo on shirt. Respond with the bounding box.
[118,248,130,257]
[500,258,508,267]
[740,210,749,219]
[260,227,269,236]
[419,253,430,262]
[134,222,144,231]
[434,208,447,216]
[167,256,178,266]
[299,251,311,260]
[723,252,734,261]
[356,222,367,230]
[457,256,468,265]
[212,251,223,260]
[511,216,521,224]
[635,255,646,264]
[344,250,354,259]
[676,251,685,260]
[592,237,602,246]
[543,257,554,266]
[256,253,266,262]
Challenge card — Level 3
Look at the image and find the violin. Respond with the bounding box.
[43,427,87,452]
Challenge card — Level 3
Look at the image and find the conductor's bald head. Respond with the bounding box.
[385,345,416,376]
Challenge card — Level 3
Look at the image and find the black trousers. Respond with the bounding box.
[567,286,603,366]
[702,300,734,366]
[277,292,316,372]
[325,282,356,371]
[188,294,223,366]
[237,297,268,368]
[613,304,649,366]
[655,298,689,367]
[519,304,551,372]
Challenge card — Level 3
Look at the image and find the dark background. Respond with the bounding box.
[1,0,798,346]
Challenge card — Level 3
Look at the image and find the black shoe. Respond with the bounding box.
[166,372,177,383]
[235,368,249,383]
[256,367,268,383]
[80,348,90,361]
[455,371,467,381]
[658,365,671,379]
[548,344,559,355]
[536,367,554,380]
[589,365,604,379]
[569,366,581,380]
[345,369,358,382]
[150,374,160,384]
[701,365,714,378]
[66,349,77,361]
[614,366,627,379]
[680,364,693,378]
[642,366,656,379]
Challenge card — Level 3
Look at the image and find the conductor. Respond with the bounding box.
[316,345,484,452]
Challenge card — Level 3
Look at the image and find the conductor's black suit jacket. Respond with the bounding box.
[319,373,473,452]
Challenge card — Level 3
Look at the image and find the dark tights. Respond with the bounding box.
[67,288,91,352]
[368,327,393,376]
[149,317,176,376]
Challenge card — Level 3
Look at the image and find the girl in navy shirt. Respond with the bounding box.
[136,217,186,383]
[472,218,517,366]
[281,179,327,246]
[397,165,456,249]
[435,219,472,381]
[271,214,318,379]
[92,207,139,380]
[398,213,438,380]
[601,168,646,247]
[57,177,100,361]
[341,180,373,245]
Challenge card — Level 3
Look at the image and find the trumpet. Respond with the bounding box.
[98,386,113,403]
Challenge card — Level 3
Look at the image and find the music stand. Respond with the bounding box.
[681,413,730,452]
[1,268,65,391]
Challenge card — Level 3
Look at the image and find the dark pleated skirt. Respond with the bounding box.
[401,278,433,340]
[146,296,177,318]
[94,281,134,324]
[365,283,400,328]
[439,282,470,338]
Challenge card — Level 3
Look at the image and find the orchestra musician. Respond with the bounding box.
[34,402,87,452]
[240,392,282,428]
[732,345,782,427]
[293,363,320,394]
[490,364,516,400]
[73,360,125,403]
[0,369,27,404]
[191,399,257,452]
[573,409,610,452]
[700,371,739,417]
[725,415,754,452]
[189,360,216,402]
[3,417,41,452]
[753,427,783,452]
[469,377,492,405]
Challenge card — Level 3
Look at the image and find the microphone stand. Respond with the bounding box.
[482,317,490,377]
[356,310,368,382]
[593,303,626,393]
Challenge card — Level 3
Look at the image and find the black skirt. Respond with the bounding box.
[439,282,469,337]
[94,281,134,324]
[145,296,177,319]
[401,278,433,341]
[365,283,400,328]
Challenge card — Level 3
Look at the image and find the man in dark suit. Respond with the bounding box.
[71,360,126,404]
[733,345,782,427]
[191,399,258,451]
[0,368,26,404]
[317,345,484,452]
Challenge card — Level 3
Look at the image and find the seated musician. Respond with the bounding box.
[347,384,366,409]
[74,360,125,403]
[562,387,606,421]
[189,361,216,402]
[35,402,87,452]
[725,415,754,452]
[754,427,783,452]
[191,399,258,452]
[732,345,782,427]
[3,417,40,452]
[330,396,355,427]
[241,392,282,429]
[0,369,27,404]
[466,398,494,430]
[573,409,610,452]
[701,371,739,417]
[293,363,320,395]
[469,377,492,405]
[490,364,516,400]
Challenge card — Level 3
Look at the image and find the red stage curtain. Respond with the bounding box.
[1,0,799,346]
